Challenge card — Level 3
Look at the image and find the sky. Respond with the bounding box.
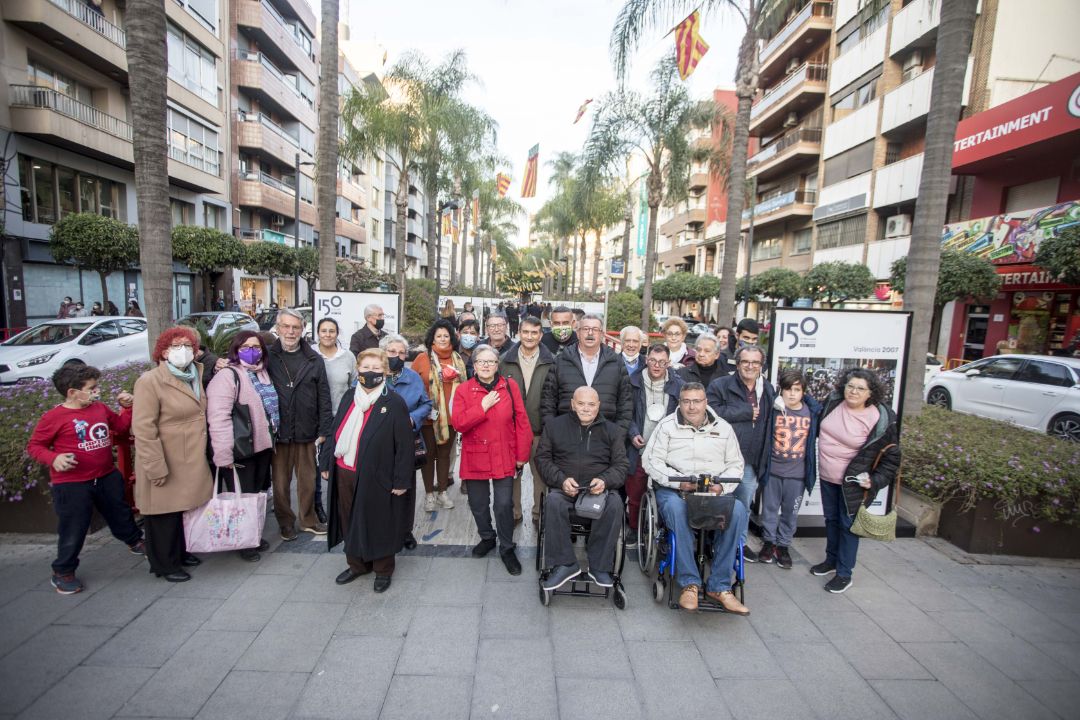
[343,0,746,245]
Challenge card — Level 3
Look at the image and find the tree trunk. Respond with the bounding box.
[471,224,480,292]
[619,198,633,291]
[98,271,110,308]
[123,0,172,351]
[395,163,409,317]
[316,0,338,293]
[425,180,438,281]
[449,208,457,287]
[903,0,978,418]
[592,229,602,293]
[461,206,471,288]
[715,24,759,328]
[640,202,660,330]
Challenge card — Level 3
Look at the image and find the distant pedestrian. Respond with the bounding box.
[127,300,144,317]
[57,296,74,319]
[348,304,387,355]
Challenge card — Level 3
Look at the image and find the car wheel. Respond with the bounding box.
[926,387,951,410]
[1049,413,1080,443]
[62,359,85,367]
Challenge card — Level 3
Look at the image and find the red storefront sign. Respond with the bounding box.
[997,264,1071,291]
[952,72,1080,170]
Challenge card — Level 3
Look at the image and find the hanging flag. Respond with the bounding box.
[573,98,593,124]
[496,173,511,197]
[673,10,710,80]
[451,206,460,247]
[471,190,480,236]
[440,208,452,239]
[521,144,539,198]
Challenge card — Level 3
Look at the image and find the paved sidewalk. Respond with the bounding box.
[0,530,1078,720]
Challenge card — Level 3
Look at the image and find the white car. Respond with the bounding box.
[0,317,150,384]
[924,354,1080,442]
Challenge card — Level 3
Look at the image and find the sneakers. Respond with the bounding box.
[471,538,497,558]
[758,541,776,564]
[743,545,760,563]
[436,492,454,509]
[423,494,436,512]
[586,570,614,588]
[775,546,793,569]
[543,563,581,590]
[810,560,836,576]
[50,573,83,595]
[281,526,298,542]
[301,522,328,536]
[705,589,750,615]
[678,584,700,611]
[825,575,853,594]
[127,540,146,556]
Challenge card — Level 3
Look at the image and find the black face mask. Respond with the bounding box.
[358,371,385,388]
[373,319,385,330]
[388,356,405,372]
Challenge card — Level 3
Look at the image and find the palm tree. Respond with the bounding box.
[611,0,794,323]
[316,0,339,291]
[581,183,625,292]
[120,0,171,346]
[581,55,715,328]
[901,0,979,416]
[475,178,524,293]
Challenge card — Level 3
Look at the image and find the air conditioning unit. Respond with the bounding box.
[270,214,286,227]
[783,111,799,128]
[786,56,801,74]
[885,213,912,238]
[902,51,923,81]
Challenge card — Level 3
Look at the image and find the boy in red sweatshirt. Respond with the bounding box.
[27,365,144,594]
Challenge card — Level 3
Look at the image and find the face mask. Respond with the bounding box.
[238,347,262,365]
[167,346,194,369]
[460,334,477,350]
[388,356,405,372]
[552,327,573,342]
[373,318,385,330]
[358,370,385,388]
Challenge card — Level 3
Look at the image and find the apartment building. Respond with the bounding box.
[1,0,231,324]
[382,149,430,281]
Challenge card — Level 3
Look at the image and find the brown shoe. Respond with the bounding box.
[706,590,750,615]
[678,584,699,611]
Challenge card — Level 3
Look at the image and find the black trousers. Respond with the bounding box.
[543,491,622,573]
[143,511,186,575]
[466,477,515,553]
[217,449,273,494]
[51,470,142,575]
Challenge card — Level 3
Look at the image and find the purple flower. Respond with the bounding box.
[1033,526,1041,533]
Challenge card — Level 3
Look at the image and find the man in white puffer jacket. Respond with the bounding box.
[642,382,748,614]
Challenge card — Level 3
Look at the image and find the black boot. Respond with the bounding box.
[315,500,328,525]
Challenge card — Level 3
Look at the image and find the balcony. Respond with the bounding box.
[657,243,697,269]
[236,111,302,168]
[659,205,706,237]
[337,177,368,209]
[742,189,816,227]
[236,228,299,246]
[234,50,314,125]
[747,125,822,180]
[274,0,316,40]
[749,62,827,133]
[688,172,709,191]
[235,0,316,81]
[829,25,887,95]
[873,152,923,209]
[236,171,316,224]
[759,2,834,84]
[3,0,127,79]
[889,0,940,57]
[823,99,879,159]
[335,218,367,244]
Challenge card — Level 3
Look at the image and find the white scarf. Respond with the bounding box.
[333,384,382,468]
[669,344,687,365]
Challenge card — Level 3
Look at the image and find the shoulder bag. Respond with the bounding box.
[225,367,256,461]
[849,443,899,542]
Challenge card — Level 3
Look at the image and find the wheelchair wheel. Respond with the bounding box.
[534,494,546,572]
[538,585,551,606]
[613,586,627,610]
[637,496,656,575]
[652,578,665,603]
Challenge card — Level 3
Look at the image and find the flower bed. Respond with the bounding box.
[0,362,151,504]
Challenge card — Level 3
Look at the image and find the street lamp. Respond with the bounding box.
[294,151,316,307]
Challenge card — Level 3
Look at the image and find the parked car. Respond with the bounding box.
[0,317,150,384]
[261,306,313,341]
[178,312,259,336]
[686,322,713,343]
[925,354,943,385]
[924,354,1080,442]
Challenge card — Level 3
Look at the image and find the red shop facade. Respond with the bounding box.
[943,72,1080,361]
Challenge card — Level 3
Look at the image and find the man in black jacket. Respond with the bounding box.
[540,305,578,357]
[535,387,628,590]
[540,314,632,431]
[706,344,775,561]
[680,333,723,388]
[268,309,333,541]
[717,318,760,377]
[348,304,387,355]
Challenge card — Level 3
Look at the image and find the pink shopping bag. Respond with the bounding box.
[183,467,266,553]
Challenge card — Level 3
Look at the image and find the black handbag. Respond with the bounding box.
[226,368,256,461]
[686,493,737,531]
[574,490,607,520]
[413,432,428,470]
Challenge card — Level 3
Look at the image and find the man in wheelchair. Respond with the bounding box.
[642,382,750,614]
[535,386,628,591]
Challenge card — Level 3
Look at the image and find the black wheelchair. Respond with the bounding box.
[536,489,628,609]
[636,475,746,612]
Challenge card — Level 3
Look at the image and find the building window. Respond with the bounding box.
[204,203,225,229]
[27,62,94,105]
[816,214,868,250]
[835,2,889,57]
[168,106,221,176]
[18,155,122,224]
[823,141,874,187]
[752,236,783,261]
[792,228,813,255]
[174,0,219,34]
[831,76,879,121]
[166,23,218,105]
[170,199,194,227]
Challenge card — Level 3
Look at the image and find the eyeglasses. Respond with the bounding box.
[679,398,706,406]
[169,342,194,349]
[646,358,669,367]
[579,327,602,335]
[664,330,684,337]
[845,384,870,393]
[474,359,499,366]
[738,360,762,367]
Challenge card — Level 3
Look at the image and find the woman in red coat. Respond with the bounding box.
[451,344,533,575]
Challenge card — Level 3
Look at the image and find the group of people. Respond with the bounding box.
[27,301,901,616]
[56,297,143,319]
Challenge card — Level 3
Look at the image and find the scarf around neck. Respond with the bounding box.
[334,384,382,468]
[166,361,200,399]
[427,349,466,444]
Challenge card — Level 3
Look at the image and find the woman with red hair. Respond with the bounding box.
[132,326,213,582]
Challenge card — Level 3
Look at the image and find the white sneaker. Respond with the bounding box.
[423,494,436,512]
[436,491,454,509]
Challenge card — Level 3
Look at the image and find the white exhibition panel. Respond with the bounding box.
[313,290,401,338]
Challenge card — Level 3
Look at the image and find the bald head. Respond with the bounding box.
[571,386,601,425]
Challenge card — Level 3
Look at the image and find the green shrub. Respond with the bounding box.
[606,291,657,332]
[0,362,151,502]
[402,278,437,343]
[901,407,1080,527]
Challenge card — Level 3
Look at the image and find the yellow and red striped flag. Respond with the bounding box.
[520,144,539,199]
[496,173,511,197]
[674,10,709,80]
[574,98,593,124]
[471,190,480,235]
[440,208,452,238]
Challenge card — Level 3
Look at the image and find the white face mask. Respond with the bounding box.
[167,346,194,369]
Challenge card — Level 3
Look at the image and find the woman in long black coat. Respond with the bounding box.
[320,348,414,593]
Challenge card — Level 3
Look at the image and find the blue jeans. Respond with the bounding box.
[655,487,747,593]
[820,480,859,577]
[732,465,758,546]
